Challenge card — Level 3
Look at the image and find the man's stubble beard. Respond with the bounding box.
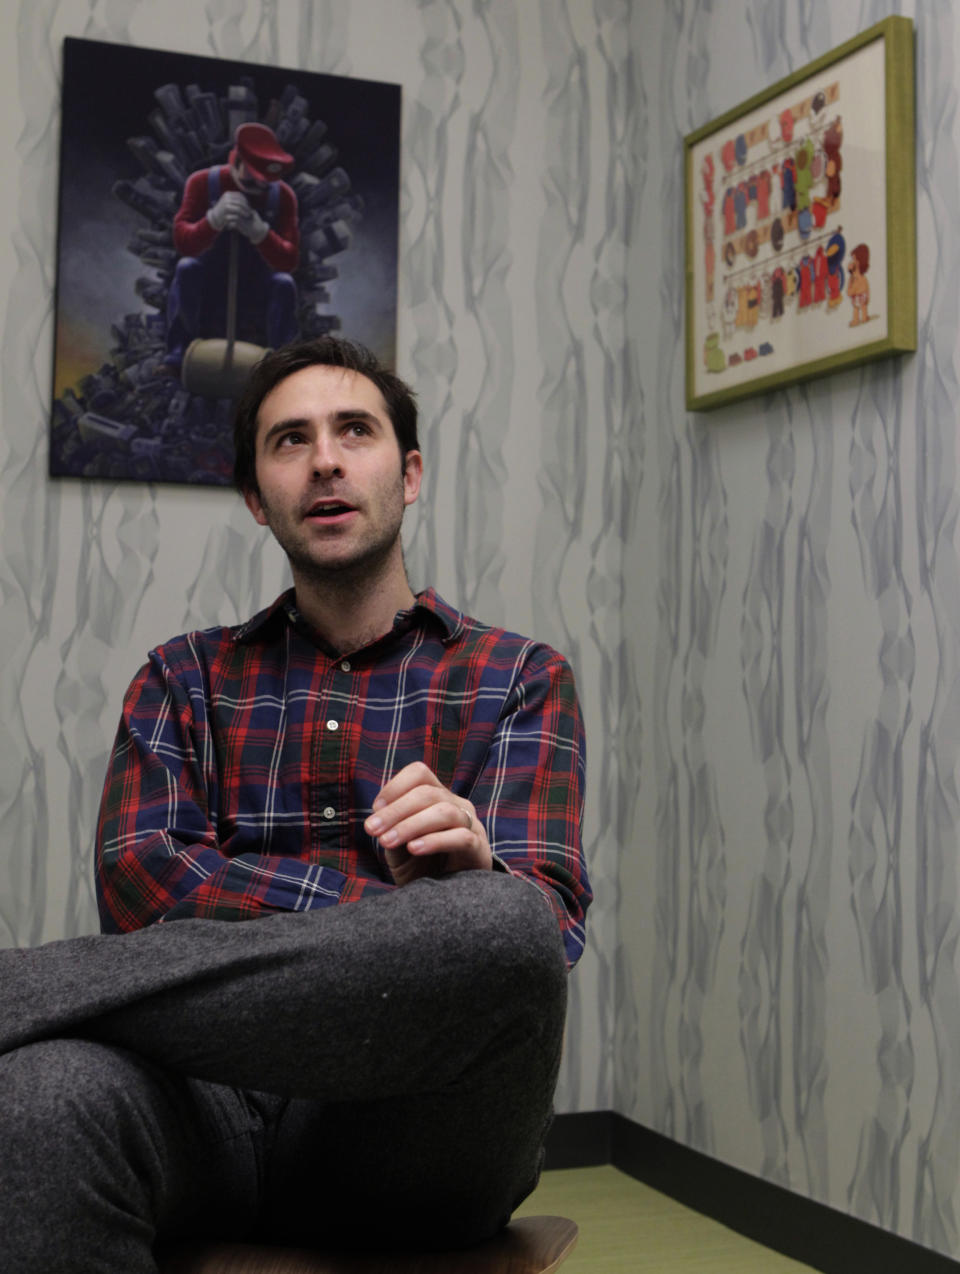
[286,527,403,592]
[261,471,409,595]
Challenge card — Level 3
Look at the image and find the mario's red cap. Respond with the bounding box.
[231,123,293,183]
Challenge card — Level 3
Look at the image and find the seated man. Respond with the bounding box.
[165,122,301,372]
[0,336,591,1271]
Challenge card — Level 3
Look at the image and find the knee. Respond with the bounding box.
[174,256,202,280]
[4,1037,98,1124]
[458,872,566,973]
[1,1038,144,1169]
[168,258,202,320]
[269,271,296,297]
[425,872,568,1021]
[0,1036,192,1207]
[0,1039,158,1267]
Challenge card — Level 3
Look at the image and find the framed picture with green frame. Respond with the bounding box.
[684,15,915,412]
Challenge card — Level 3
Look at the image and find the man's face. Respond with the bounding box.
[233,159,269,194]
[244,364,422,585]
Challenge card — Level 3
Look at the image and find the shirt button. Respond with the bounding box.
[326,719,339,731]
[322,806,336,820]
[340,660,351,672]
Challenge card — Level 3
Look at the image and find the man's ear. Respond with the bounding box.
[402,451,423,507]
[243,487,268,526]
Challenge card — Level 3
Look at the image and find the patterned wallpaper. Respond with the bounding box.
[0,0,622,1121]
[615,0,960,1262]
[4,0,960,1263]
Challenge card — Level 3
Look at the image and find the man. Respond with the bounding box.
[0,337,591,1271]
[165,122,301,373]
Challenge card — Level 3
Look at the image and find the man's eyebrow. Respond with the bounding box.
[330,408,383,427]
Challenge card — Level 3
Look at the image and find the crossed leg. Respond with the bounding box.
[0,873,567,1271]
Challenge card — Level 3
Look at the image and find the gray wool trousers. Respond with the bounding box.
[0,871,568,1274]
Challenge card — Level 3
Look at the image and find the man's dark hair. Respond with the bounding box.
[233,335,419,494]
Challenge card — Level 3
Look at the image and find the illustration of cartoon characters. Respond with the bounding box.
[701,154,717,304]
[49,39,400,485]
[847,243,871,325]
[825,229,845,308]
[703,332,726,373]
[823,117,843,209]
[704,218,715,303]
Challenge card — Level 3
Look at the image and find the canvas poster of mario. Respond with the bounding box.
[50,38,400,486]
[689,34,890,404]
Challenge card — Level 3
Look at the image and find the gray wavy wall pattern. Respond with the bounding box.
[1,0,958,1263]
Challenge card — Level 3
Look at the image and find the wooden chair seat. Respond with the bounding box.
[158,1214,577,1274]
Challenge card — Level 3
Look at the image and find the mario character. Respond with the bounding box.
[823,118,843,209]
[847,243,871,325]
[825,229,845,309]
[165,123,301,372]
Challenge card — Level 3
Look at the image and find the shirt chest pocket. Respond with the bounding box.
[419,676,505,795]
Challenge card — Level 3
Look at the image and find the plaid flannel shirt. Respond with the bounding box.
[96,589,590,967]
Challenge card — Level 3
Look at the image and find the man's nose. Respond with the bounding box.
[311,435,344,477]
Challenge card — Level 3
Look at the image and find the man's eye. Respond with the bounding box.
[346,421,371,437]
[277,431,305,447]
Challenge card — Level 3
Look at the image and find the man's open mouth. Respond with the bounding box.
[307,502,355,519]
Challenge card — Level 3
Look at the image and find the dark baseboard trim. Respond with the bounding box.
[545,1111,960,1274]
[544,1109,612,1169]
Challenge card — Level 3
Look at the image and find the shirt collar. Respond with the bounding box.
[232,586,465,648]
[411,587,465,643]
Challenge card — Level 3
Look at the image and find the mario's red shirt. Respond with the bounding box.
[174,165,299,273]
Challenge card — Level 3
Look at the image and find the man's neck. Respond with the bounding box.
[291,561,416,655]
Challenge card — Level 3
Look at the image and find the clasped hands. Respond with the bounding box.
[206,191,269,243]
[364,761,492,887]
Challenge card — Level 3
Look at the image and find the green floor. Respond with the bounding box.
[515,1166,817,1272]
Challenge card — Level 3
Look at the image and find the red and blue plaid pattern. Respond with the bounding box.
[96,589,590,967]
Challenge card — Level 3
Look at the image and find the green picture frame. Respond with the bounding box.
[684,15,915,412]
